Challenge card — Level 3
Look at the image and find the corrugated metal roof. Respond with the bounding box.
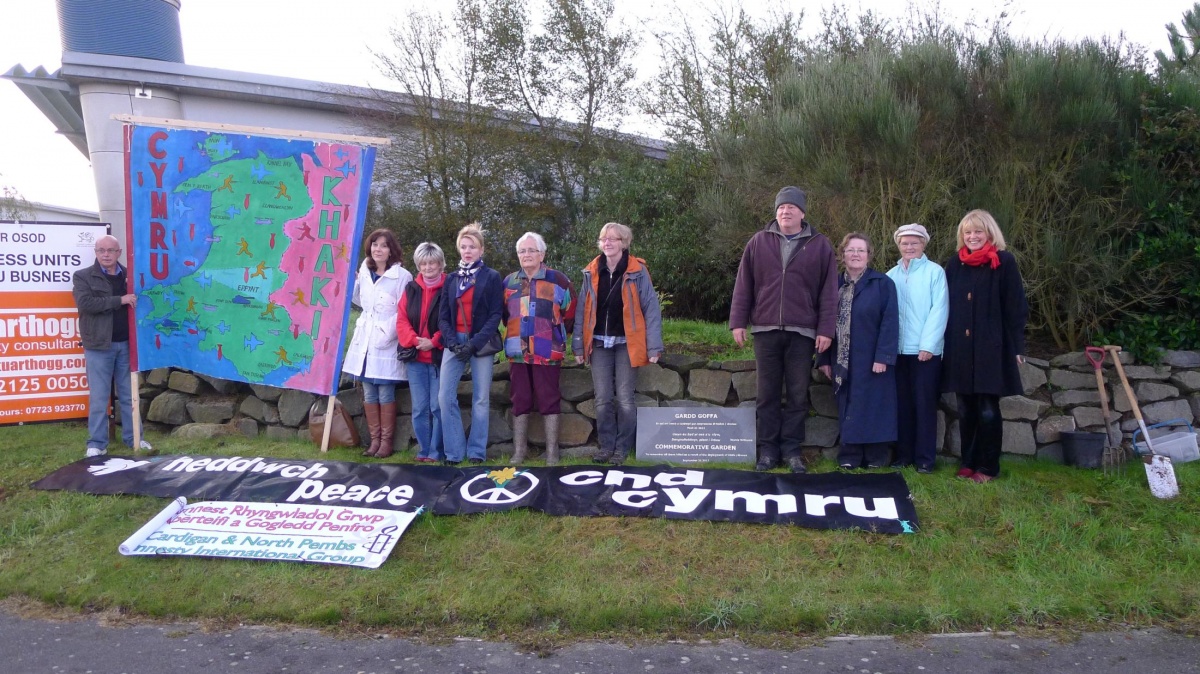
[2,64,88,155]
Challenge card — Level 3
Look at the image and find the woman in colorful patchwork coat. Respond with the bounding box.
[502,232,576,465]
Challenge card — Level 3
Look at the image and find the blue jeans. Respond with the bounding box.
[408,361,443,461]
[360,380,397,404]
[85,341,133,450]
[591,342,637,457]
[438,333,493,462]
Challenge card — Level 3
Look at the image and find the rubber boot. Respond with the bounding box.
[511,414,529,465]
[544,414,561,466]
[362,402,381,457]
[375,402,397,459]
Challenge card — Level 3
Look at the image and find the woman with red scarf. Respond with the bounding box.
[942,210,1028,483]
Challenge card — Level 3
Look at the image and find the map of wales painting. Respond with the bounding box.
[125,124,376,395]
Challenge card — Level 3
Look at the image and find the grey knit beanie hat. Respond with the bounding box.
[774,186,807,212]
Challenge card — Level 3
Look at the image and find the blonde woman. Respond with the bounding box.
[942,210,1028,483]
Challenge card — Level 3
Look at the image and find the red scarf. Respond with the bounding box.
[958,243,1000,269]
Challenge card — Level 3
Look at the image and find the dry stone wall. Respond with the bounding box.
[137,349,1200,462]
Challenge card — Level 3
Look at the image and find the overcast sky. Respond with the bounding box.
[0,0,1190,213]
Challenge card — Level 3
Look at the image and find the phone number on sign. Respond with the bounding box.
[0,375,89,394]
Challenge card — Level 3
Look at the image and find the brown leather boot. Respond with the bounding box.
[510,414,529,465]
[362,402,381,457]
[544,414,561,466]
[375,401,397,459]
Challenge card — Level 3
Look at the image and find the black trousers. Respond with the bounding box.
[895,354,942,469]
[958,393,1002,476]
[753,330,814,464]
[838,442,892,468]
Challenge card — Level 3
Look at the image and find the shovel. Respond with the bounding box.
[1084,347,1123,471]
[1105,345,1179,499]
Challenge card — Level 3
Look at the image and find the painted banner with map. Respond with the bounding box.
[125,124,376,395]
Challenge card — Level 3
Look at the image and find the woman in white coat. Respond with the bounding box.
[343,229,412,458]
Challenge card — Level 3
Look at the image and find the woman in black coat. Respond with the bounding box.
[942,210,1028,483]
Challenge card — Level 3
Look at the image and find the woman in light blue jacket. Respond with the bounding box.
[886,223,948,473]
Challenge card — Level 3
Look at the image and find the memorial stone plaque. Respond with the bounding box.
[635,407,756,464]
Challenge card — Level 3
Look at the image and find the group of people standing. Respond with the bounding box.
[343,222,662,466]
[731,187,1028,482]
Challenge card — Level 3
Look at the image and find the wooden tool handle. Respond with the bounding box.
[1104,345,1144,423]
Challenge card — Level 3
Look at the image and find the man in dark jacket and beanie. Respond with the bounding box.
[72,234,151,457]
[729,187,838,472]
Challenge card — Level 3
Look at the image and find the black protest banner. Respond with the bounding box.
[34,457,918,533]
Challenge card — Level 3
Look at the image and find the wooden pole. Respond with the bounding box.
[320,394,336,453]
[130,371,144,452]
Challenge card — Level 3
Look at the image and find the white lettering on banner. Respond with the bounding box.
[611,490,657,508]
[660,487,711,514]
[654,470,703,487]
[160,456,329,480]
[560,470,604,486]
[604,470,651,490]
[715,490,798,515]
[286,479,413,507]
[805,494,898,519]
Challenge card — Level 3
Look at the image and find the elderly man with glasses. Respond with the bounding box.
[72,235,153,457]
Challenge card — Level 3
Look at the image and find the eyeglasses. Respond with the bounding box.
[517,249,542,255]
[95,248,121,254]
[597,237,622,244]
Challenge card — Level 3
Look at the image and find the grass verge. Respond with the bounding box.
[1,422,1198,642]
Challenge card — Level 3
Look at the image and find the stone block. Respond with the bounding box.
[804,415,840,448]
[1161,350,1200,368]
[185,399,236,424]
[1112,386,1132,414]
[249,384,284,402]
[1024,356,1050,368]
[1134,381,1179,403]
[1035,415,1076,443]
[493,359,511,380]
[1141,399,1194,425]
[278,389,317,427]
[1169,371,1200,394]
[947,419,960,456]
[144,368,172,387]
[636,363,684,398]
[197,374,241,394]
[1191,394,1200,422]
[1051,390,1101,407]
[167,371,205,395]
[487,409,513,444]
[1001,395,1049,421]
[658,353,709,373]
[1050,352,1088,368]
[236,418,259,438]
[1071,406,1108,429]
[688,369,732,404]
[147,391,191,425]
[936,410,946,451]
[1019,361,1048,395]
[810,384,838,418]
[1002,421,1037,455]
[662,399,718,407]
[559,368,595,402]
[636,394,658,408]
[1048,369,1096,390]
[528,413,592,447]
[732,371,756,402]
[490,379,511,403]
[717,360,757,372]
[336,389,364,417]
[1124,365,1171,381]
[171,423,235,440]
[239,396,280,424]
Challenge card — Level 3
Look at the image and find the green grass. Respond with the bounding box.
[2,422,1199,641]
[661,319,754,361]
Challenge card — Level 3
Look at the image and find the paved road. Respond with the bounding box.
[3,609,1197,674]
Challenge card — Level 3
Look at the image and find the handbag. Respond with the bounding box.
[309,398,361,448]
[397,345,419,362]
[475,331,503,358]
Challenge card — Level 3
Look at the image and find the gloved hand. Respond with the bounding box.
[453,343,473,363]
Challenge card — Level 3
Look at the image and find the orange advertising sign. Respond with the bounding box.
[0,222,109,425]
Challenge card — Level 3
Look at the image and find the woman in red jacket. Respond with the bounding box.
[397,242,446,463]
